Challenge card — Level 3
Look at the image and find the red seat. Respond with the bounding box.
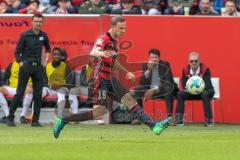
[79,95,88,101]
[43,95,57,102]
[5,94,14,99]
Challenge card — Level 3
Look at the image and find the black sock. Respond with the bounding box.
[130,104,155,128]
[62,110,93,123]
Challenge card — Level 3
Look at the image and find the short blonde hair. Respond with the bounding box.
[111,16,126,25]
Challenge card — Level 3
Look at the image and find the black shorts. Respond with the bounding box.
[87,78,128,106]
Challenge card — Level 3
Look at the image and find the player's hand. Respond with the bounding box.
[125,72,135,82]
[19,62,24,67]
[147,61,155,71]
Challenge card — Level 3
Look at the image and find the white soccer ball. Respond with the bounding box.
[186,76,205,95]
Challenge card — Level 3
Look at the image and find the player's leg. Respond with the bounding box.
[154,83,175,118]
[0,88,9,119]
[201,90,214,127]
[31,66,44,126]
[112,78,171,135]
[134,85,149,108]
[175,91,197,126]
[53,104,106,139]
[121,93,155,127]
[55,87,69,116]
[7,66,31,127]
[121,93,171,134]
[20,84,33,123]
[53,83,106,138]
[62,105,105,122]
[68,87,81,114]
[58,86,106,123]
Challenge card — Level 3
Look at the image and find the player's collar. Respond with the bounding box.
[107,32,116,42]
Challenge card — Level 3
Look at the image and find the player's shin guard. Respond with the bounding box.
[62,110,93,123]
[130,104,155,128]
[69,94,79,114]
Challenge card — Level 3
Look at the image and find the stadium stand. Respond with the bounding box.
[0,0,240,15]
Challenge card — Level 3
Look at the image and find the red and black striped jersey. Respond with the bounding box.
[92,32,118,80]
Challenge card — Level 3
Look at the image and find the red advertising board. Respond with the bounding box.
[0,15,239,123]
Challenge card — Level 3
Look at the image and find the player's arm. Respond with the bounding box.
[181,69,187,89]
[113,59,128,74]
[90,46,104,58]
[44,33,51,64]
[65,65,74,85]
[90,46,113,58]
[3,63,12,85]
[42,67,49,88]
[114,60,135,82]
[15,33,25,64]
[90,37,112,58]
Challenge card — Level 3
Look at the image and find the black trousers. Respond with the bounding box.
[175,90,214,122]
[8,63,43,122]
[135,83,175,116]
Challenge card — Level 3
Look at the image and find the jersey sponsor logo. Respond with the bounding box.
[95,39,104,46]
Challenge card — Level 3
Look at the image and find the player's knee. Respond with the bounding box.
[0,87,8,95]
[121,93,136,107]
[25,87,33,94]
[57,93,66,103]
[201,90,210,99]
[92,105,105,119]
[177,91,185,99]
[57,87,68,95]
[164,84,174,93]
[69,87,81,95]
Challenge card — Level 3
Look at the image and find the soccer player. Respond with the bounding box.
[23,47,75,117]
[53,16,171,138]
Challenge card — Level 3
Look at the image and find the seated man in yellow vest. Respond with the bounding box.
[25,47,75,117]
[0,61,32,123]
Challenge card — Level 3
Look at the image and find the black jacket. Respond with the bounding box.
[140,60,178,90]
[15,29,51,63]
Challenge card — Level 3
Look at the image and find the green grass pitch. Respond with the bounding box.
[0,123,240,160]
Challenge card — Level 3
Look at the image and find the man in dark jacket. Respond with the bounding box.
[175,52,215,127]
[135,48,178,118]
[111,0,142,14]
